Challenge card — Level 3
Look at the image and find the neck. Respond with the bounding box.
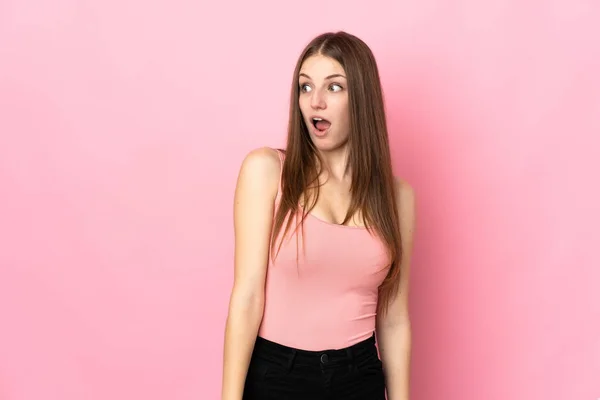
[315,145,351,182]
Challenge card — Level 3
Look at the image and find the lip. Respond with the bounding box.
[307,115,331,130]
[313,127,330,137]
[309,118,331,137]
[305,114,332,137]
[309,114,330,122]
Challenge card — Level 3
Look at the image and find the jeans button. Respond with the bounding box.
[320,353,329,363]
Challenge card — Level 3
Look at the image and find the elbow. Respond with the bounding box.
[228,286,265,318]
[378,314,412,333]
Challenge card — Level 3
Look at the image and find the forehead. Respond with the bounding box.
[299,55,345,79]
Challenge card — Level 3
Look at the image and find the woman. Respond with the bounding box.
[222,31,416,400]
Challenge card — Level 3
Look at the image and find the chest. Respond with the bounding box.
[270,214,391,289]
[302,182,366,228]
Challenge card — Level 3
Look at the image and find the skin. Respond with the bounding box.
[297,54,359,226]
[221,54,416,400]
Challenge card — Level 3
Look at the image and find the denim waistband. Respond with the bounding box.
[252,333,378,370]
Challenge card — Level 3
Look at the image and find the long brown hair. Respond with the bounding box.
[270,31,402,317]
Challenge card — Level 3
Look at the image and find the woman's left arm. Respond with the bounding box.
[376,179,416,400]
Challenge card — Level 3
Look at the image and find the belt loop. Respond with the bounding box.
[345,347,355,372]
[286,349,297,372]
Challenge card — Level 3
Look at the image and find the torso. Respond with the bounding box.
[301,176,366,228]
[257,148,391,351]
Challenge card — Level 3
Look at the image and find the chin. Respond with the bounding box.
[310,136,348,152]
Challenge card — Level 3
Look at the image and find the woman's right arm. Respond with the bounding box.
[221,147,280,400]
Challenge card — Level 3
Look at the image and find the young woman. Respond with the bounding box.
[222,31,416,400]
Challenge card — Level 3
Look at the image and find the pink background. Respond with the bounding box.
[1,0,599,399]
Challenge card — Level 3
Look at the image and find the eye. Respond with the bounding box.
[300,83,312,93]
[329,83,343,92]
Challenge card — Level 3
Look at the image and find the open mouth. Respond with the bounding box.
[311,117,331,133]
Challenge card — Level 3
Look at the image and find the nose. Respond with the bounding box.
[310,88,327,110]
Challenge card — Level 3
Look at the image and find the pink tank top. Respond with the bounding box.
[258,149,391,351]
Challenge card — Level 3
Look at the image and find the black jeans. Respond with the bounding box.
[243,333,386,400]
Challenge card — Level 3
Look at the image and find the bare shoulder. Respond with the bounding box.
[239,146,281,176]
[394,177,416,207]
[231,147,283,297]
[236,146,282,197]
[393,177,417,237]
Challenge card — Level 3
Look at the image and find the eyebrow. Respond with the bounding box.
[299,73,347,80]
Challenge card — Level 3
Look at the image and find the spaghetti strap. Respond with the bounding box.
[274,147,284,166]
[274,148,284,199]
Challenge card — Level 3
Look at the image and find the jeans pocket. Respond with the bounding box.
[355,351,383,374]
[247,359,271,382]
[248,356,290,382]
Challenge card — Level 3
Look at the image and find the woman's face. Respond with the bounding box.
[298,55,350,151]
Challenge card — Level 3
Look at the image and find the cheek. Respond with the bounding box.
[332,97,349,118]
[336,105,350,125]
[298,97,310,115]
